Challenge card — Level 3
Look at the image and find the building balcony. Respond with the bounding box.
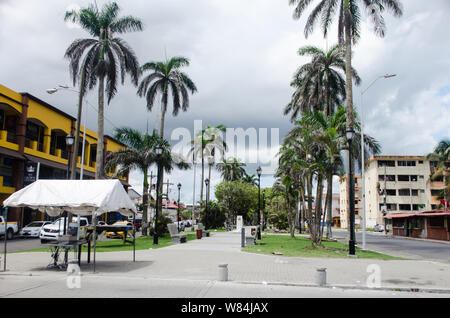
[0,176,15,194]
[0,130,19,151]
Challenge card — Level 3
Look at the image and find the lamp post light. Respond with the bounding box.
[346,127,356,256]
[47,85,84,180]
[65,133,75,179]
[153,144,163,245]
[360,74,396,251]
[177,183,182,232]
[204,178,209,230]
[256,166,262,240]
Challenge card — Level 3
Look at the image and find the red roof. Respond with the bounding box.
[161,199,185,210]
[384,210,450,219]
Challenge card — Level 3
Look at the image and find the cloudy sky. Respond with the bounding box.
[1,0,449,204]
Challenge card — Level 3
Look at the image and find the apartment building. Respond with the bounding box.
[339,175,363,229]
[365,156,444,226]
[339,156,445,229]
[0,83,128,227]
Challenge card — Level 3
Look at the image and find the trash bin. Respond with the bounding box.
[196,229,203,239]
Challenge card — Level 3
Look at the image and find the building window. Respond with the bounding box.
[380,203,396,211]
[398,175,410,182]
[411,190,418,196]
[399,204,411,211]
[378,160,395,167]
[419,175,424,180]
[431,189,441,197]
[418,160,423,164]
[398,160,416,167]
[379,175,395,181]
[0,156,14,187]
[410,175,418,182]
[429,217,444,228]
[385,189,396,196]
[398,189,410,196]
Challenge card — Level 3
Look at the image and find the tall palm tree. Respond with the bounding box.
[106,128,190,236]
[189,124,227,205]
[137,56,197,139]
[216,158,247,182]
[137,56,197,214]
[64,2,142,179]
[285,44,360,121]
[289,0,402,227]
[242,172,258,186]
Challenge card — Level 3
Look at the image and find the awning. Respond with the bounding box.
[0,146,26,160]
[384,213,417,219]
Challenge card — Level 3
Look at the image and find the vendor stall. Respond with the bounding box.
[2,179,137,272]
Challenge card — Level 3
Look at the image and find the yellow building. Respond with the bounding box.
[0,83,128,227]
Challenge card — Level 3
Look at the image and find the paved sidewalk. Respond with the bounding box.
[1,231,450,294]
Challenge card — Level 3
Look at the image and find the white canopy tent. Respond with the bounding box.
[2,179,137,272]
[3,179,136,217]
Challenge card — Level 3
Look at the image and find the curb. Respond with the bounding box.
[234,280,450,295]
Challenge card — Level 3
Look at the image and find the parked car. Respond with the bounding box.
[20,221,51,238]
[0,216,19,240]
[105,221,134,239]
[373,224,385,232]
[40,217,89,244]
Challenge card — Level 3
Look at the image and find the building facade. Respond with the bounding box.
[0,83,127,227]
[339,175,363,229]
[339,155,446,230]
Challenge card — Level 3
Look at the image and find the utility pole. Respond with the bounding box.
[162,180,174,209]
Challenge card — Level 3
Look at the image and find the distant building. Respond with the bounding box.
[339,155,446,231]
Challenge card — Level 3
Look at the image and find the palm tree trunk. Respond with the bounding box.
[157,93,167,226]
[95,76,105,179]
[142,169,149,236]
[314,175,324,246]
[326,171,333,239]
[207,162,212,202]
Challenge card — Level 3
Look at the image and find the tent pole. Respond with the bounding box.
[93,214,96,273]
[3,207,7,272]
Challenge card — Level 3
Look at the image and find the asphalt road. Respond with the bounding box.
[0,236,42,252]
[332,229,450,261]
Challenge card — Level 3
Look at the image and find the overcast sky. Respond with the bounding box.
[1,0,449,204]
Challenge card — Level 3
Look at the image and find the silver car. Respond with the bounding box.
[20,221,51,238]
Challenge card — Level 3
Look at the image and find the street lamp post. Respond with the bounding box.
[346,127,356,256]
[177,183,182,232]
[204,178,209,230]
[262,189,266,231]
[360,74,396,250]
[153,144,163,245]
[63,133,75,236]
[256,166,262,240]
[47,85,84,180]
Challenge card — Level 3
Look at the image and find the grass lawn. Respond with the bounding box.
[10,233,198,253]
[243,234,403,260]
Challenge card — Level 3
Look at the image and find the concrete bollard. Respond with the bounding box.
[316,268,327,286]
[218,264,228,281]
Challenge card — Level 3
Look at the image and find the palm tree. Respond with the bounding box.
[189,124,227,205]
[426,139,450,206]
[137,56,197,139]
[216,158,247,182]
[106,128,190,236]
[285,44,354,121]
[289,0,403,129]
[242,172,258,186]
[64,2,142,179]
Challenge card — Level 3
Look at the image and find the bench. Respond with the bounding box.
[197,223,210,237]
[167,223,187,243]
